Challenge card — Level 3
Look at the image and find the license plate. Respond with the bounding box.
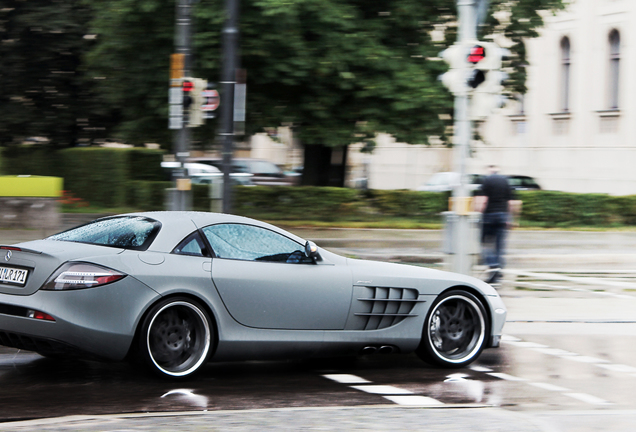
[0,266,29,286]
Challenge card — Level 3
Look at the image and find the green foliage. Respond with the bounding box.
[84,0,176,147]
[1,146,167,207]
[234,186,364,221]
[127,149,167,181]
[0,146,61,176]
[519,191,628,227]
[0,1,104,147]
[126,180,171,210]
[62,148,129,207]
[366,190,449,217]
[79,0,565,148]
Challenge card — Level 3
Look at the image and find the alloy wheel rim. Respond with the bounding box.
[147,301,210,377]
[428,295,485,363]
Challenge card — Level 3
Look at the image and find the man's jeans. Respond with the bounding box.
[481,212,509,269]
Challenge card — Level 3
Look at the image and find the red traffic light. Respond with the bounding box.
[182,80,194,92]
[468,45,486,64]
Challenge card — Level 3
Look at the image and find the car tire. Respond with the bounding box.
[138,297,213,378]
[416,290,488,368]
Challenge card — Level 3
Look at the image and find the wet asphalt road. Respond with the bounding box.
[2,224,636,430]
[1,284,636,431]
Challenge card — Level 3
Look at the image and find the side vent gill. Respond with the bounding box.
[352,286,424,330]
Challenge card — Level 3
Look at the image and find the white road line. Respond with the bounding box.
[597,363,636,373]
[529,382,571,392]
[531,347,578,356]
[383,395,444,406]
[561,355,610,364]
[322,374,444,406]
[349,385,413,395]
[322,374,371,384]
[564,392,612,406]
[504,341,549,349]
[469,365,493,373]
[487,372,528,382]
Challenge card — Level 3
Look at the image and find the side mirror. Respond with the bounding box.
[304,240,319,260]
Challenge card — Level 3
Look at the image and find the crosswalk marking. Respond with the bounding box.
[383,395,444,406]
[322,374,371,384]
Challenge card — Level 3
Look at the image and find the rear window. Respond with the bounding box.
[48,216,161,251]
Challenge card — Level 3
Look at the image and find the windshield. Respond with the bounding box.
[48,216,161,251]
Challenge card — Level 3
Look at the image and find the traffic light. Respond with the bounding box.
[439,43,467,95]
[188,78,207,127]
[467,44,487,89]
[181,77,208,127]
[439,41,504,95]
[469,43,506,119]
[182,78,194,123]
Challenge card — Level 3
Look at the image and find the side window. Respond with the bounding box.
[173,232,209,257]
[202,224,312,264]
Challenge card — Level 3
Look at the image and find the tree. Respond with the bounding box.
[0,0,98,148]
[2,0,566,156]
[83,0,177,146]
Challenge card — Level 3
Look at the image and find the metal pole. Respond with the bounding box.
[173,0,194,211]
[218,0,240,214]
[450,0,477,274]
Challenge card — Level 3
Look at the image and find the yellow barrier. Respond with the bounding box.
[0,176,63,198]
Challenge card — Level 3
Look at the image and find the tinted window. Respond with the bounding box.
[48,216,160,251]
[202,224,312,263]
[173,232,208,257]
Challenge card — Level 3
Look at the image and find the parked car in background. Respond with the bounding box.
[189,158,298,186]
[417,172,483,193]
[506,175,541,191]
[160,162,253,186]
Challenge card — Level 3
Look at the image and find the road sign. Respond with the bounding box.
[201,89,220,111]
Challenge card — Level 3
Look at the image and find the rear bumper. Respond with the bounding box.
[0,278,160,361]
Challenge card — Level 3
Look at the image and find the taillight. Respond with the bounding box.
[41,262,126,291]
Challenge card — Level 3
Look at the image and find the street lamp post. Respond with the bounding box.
[172,0,194,211]
[448,0,487,275]
[218,0,240,214]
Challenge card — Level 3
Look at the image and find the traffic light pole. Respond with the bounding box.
[449,0,479,275]
[218,0,240,214]
[173,0,194,211]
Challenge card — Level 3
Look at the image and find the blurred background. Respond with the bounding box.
[2,0,634,229]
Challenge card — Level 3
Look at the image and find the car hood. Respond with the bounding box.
[347,258,498,297]
[0,240,124,296]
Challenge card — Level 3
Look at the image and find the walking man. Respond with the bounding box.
[474,165,521,284]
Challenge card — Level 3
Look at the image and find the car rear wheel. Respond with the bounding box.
[417,290,488,368]
[139,297,213,378]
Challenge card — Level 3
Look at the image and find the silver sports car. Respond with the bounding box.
[0,212,506,378]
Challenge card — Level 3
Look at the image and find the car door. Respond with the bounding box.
[202,223,352,330]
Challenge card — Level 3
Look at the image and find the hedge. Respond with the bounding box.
[517,191,633,227]
[3,146,636,227]
[1,146,165,207]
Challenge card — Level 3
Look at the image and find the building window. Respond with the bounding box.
[608,30,620,109]
[560,37,571,112]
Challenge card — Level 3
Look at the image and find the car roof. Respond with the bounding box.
[120,211,306,253]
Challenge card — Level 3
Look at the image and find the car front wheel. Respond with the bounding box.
[139,297,213,378]
[417,290,488,368]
